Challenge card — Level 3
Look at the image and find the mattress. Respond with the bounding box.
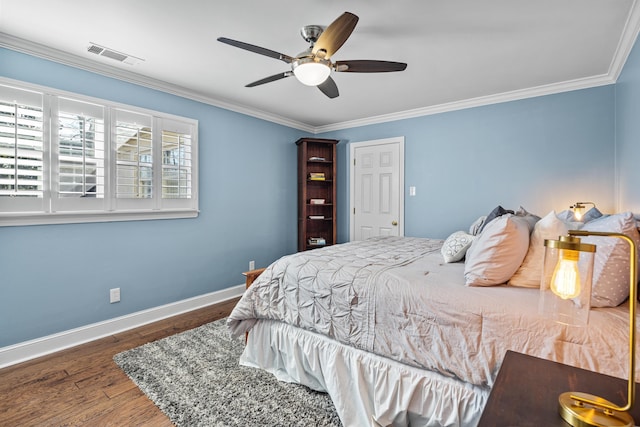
[228,236,638,389]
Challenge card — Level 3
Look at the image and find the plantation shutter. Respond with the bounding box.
[0,85,46,213]
[51,97,106,211]
[114,109,153,210]
[160,118,195,209]
[0,80,198,225]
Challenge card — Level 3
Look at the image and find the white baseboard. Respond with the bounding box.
[0,284,245,369]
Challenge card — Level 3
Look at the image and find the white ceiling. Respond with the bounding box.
[1,0,639,132]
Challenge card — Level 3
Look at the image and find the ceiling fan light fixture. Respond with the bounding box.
[218,12,407,98]
[293,57,331,86]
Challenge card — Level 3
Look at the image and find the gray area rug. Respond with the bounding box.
[113,318,342,427]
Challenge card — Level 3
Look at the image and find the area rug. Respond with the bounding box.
[114,318,342,426]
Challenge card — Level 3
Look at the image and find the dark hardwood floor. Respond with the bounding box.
[0,297,240,427]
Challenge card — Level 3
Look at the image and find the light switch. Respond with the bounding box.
[409,186,416,196]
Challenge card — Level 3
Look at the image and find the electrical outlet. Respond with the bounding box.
[110,288,121,303]
[249,260,255,271]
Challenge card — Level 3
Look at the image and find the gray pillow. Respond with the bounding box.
[478,205,514,233]
[582,207,603,223]
[515,206,541,233]
[558,206,603,223]
[469,215,487,236]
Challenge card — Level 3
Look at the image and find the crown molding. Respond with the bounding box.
[609,0,640,80]
[313,74,616,133]
[315,0,640,133]
[0,32,315,133]
[3,0,639,137]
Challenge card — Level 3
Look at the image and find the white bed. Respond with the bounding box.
[227,211,640,427]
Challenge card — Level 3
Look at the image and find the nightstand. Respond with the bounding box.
[242,267,266,289]
[241,268,265,343]
[478,350,640,426]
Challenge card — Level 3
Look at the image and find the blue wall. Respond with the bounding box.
[0,48,305,347]
[321,87,616,241]
[0,41,628,347]
[616,36,640,212]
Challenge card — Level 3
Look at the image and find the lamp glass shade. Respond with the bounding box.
[539,236,595,326]
[293,62,331,86]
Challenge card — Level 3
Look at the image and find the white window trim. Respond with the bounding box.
[0,77,199,227]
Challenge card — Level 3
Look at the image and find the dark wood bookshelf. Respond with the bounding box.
[296,137,338,251]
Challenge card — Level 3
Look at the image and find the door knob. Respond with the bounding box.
[392,220,398,226]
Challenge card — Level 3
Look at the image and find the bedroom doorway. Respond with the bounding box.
[349,137,405,241]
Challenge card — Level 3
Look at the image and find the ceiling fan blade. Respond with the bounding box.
[312,12,359,59]
[334,60,408,73]
[317,77,339,99]
[217,37,294,63]
[246,72,293,87]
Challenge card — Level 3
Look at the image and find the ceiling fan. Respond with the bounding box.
[217,12,407,99]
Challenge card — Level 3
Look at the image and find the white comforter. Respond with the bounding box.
[228,236,637,387]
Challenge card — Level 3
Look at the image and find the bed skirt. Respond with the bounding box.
[239,319,489,427]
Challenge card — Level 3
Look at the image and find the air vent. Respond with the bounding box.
[100,49,128,62]
[86,43,143,65]
[87,45,104,55]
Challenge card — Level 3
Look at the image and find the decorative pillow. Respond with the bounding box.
[580,212,640,307]
[478,205,514,234]
[508,211,569,288]
[582,207,603,223]
[464,214,530,287]
[441,231,476,263]
[557,209,577,222]
[556,209,584,230]
[469,215,487,236]
[557,207,603,224]
[515,206,541,233]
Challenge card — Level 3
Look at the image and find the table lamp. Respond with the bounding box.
[540,230,637,427]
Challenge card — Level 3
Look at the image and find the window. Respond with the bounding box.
[0,80,198,226]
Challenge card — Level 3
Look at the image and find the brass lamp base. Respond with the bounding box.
[559,392,634,427]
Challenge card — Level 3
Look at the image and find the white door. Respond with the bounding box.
[350,137,404,241]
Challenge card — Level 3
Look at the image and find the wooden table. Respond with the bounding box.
[242,267,266,288]
[241,268,265,342]
[478,350,640,426]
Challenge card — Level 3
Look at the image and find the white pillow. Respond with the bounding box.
[508,211,569,288]
[580,212,640,307]
[441,231,476,263]
[464,214,530,287]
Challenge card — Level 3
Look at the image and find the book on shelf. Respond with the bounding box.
[309,172,325,181]
[309,198,325,205]
[308,237,326,246]
[309,156,326,161]
[308,215,325,219]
